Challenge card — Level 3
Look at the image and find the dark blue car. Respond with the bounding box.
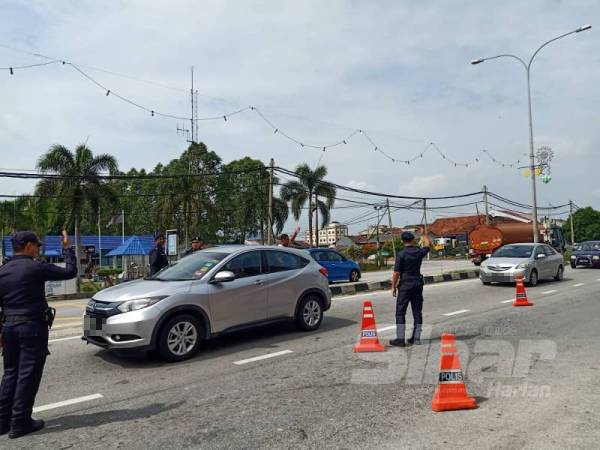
[570,241,600,268]
[307,248,361,283]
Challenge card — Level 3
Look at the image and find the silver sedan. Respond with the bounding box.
[479,243,564,286]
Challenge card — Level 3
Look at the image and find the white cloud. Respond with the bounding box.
[398,175,449,197]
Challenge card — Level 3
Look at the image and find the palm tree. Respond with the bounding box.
[280,164,336,247]
[36,144,118,290]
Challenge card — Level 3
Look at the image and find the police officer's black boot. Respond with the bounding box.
[8,418,45,439]
[389,339,406,347]
[407,337,422,346]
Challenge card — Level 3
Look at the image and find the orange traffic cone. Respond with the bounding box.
[353,301,385,353]
[513,276,534,307]
[432,333,477,412]
[440,333,457,354]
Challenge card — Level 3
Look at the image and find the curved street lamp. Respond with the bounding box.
[471,25,592,242]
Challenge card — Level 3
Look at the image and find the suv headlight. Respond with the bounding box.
[516,263,529,269]
[117,296,167,313]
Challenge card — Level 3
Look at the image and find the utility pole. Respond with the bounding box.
[423,199,430,261]
[483,185,490,225]
[375,206,381,268]
[98,206,102,269]
[386,198,396,259]
[121,209,125,245]
[190,66,198,144]
[569,200,575,245]
[267,159,274,245]
[314,195,319,248]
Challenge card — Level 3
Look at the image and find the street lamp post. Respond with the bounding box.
[471,24,591,243]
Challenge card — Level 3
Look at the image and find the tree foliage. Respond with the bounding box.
[563,207,600,243]
[0,142,298,253]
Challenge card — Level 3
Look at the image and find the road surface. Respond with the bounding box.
[4,267,600,448]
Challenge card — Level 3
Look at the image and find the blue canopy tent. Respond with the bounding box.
[107,236,153,279]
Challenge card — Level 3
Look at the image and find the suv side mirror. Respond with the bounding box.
[212,270,235,283]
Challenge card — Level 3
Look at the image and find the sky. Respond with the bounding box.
[0,0,598,234]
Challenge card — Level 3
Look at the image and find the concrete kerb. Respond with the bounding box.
[331,269,480,298]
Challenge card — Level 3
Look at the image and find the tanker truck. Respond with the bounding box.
[469,220,565,265]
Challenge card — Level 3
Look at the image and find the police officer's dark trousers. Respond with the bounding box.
[395,284,424,341]
[0,321,49,426]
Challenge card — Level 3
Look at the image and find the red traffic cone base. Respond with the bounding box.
[432,333,477,412]
[354,301,385,353]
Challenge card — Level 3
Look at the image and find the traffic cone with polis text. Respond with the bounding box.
[432,333,477,412]
[353,301,385,353]
[514,275,534,307]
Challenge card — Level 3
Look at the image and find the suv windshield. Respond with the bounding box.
[580,242,600,251]
[492,245,534,258]
[153,252,228,280]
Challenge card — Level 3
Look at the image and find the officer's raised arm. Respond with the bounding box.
[420,234,432,256]
[37,230,77,281]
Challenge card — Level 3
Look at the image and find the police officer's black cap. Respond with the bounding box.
[12,231,43,248]
[191,236,201,242]
[401,231,415,241]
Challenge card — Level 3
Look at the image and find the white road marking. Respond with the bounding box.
[501,299,514,304]
[442,309,470,316]
[377,325,397,333]
[49,336,81,343]
[573,283,585,287]
[542,290,558,294]
[33,394,104,413]
[233,350,293,365]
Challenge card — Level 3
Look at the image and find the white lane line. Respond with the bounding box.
[233,350,293,365]
[377,325,396,333]
[501,299,514,304]
[542,290,558,294]
[33,393,104,413]
[442,309,470,316]
[573,283,585,287]
[49,336,81,343]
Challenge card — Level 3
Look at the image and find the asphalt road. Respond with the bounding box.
[3,267,600,449]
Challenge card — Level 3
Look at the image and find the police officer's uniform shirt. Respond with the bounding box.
[150,245,168,274]
[0,248,77,316]
[394,246,430,287]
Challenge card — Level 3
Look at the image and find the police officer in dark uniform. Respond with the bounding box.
[149,234,168,275]
[183,236,204,257]
[0,230,77,439]
[390,231,432,347]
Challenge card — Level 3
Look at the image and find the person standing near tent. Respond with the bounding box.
[149,234,168,275]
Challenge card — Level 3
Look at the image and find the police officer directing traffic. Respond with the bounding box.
[149,234,168,275]
[0,230,77,439]
[390,231,432,347]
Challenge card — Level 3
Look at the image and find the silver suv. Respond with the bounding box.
[83,246,331,361]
